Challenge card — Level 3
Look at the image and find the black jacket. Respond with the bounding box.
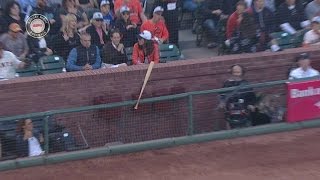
[86,25,109,49]
[115,19,138,48]
[27,36,53,55]
[276,2,307,31]
[102,42,128,65]
[52,32,80,61]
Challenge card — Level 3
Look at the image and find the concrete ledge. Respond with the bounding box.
[0,119,320,171]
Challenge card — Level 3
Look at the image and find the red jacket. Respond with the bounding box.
[132,43,159,65]
[140,20,169,41]
[226,12,240,39]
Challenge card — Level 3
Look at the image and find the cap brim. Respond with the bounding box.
[11,28,22,32]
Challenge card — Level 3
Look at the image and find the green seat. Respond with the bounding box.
[159,44,181,63]
[270,30,307,50]
[125,47,133,65]
[39,55,65,74]
[16,63,39,77]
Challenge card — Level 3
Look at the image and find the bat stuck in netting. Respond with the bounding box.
[134,61,155,110]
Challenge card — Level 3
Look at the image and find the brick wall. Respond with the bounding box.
[1,47,319,145]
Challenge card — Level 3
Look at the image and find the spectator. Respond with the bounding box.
[16,119,44,157]
[115,6,138,47]
[0,1,26,34]
[0,41,27,80]
[264,0,276,12]
[276,0,308,34]
[303,16,320,46]
[58,0,89,28]
[17,0,37,16]
[86,12,110,49]
[31,0,58,34]
[153,0,179,46]
[76,0,95,10]
[132,30,159,65]
[219,64,256,128]
[0,23,29,60]
[66,33,102,71]
[114,0,147,26]
[199,0,224,48]
[305,0,320,20]
[226,0,247,40]
[140,6,169,44]
[100,0,115,29]
[27,35,54,62]
[247,0,275,51]
[102,30,128,67]
[52,13,80,61]
[289,53,320,79]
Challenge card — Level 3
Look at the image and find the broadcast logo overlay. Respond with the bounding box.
[26,14,50,38]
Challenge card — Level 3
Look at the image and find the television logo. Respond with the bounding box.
[26,14,50,38]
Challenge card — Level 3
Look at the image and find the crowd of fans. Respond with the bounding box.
[189,0,320,52]
[0,0,180,79]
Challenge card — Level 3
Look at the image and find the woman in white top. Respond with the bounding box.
[16,119,44,157]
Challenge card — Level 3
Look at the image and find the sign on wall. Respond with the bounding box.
[287,80,320,122]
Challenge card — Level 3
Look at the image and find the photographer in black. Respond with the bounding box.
[219,64,257,129]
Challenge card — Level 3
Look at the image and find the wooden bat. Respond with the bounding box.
[134,61,155,110]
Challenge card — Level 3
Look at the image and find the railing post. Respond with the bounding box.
[43,115,50,154]
[188,95,194,135]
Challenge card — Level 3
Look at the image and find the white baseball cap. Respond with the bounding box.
[120,6,130,14]
[138,30,152,40]
[153,6,164,13]
[92,12,103,20]
[100,0,110,6]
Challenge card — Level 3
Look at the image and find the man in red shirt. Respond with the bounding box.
[140,6,169,44]
[226,0,247,40]
[114,0,147,26]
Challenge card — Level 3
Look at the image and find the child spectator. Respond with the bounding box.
[114,0,147,26]
[16,119,44,157]
[52,13,80,61]
[289,53,320,79]
[66,33,102,71]
[102,29,128,67]
[140,6,169,44]
[58,0,89,28]
[303,16,320,46]
[0,23,29,60]
[226,0,247,40]
[115,6,139,47]
[0,41,28,80]
[86,12,110,49]
[100,0,115,29]
[132,30,159,65]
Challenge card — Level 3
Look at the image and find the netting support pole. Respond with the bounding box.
[44,115,50,154]
[188,95,194,135]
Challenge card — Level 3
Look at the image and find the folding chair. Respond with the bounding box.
[159,44,182,63]
[38,55,65,75]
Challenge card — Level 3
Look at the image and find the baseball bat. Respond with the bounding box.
[134,61,155,110]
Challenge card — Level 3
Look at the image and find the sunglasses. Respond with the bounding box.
[95,19,103,21]
[122,12,130,15]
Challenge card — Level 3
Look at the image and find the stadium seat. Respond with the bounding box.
[159,44,181,63]
[270,30,307,50]
[38,55,65,75]
[16,62,39,77]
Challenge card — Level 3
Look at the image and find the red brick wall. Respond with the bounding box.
[1,47,319,144]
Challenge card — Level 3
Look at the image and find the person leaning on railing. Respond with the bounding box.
[132,30,159,65]
[16,119,45,157]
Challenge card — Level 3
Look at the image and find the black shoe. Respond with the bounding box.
[207,42,218,49]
